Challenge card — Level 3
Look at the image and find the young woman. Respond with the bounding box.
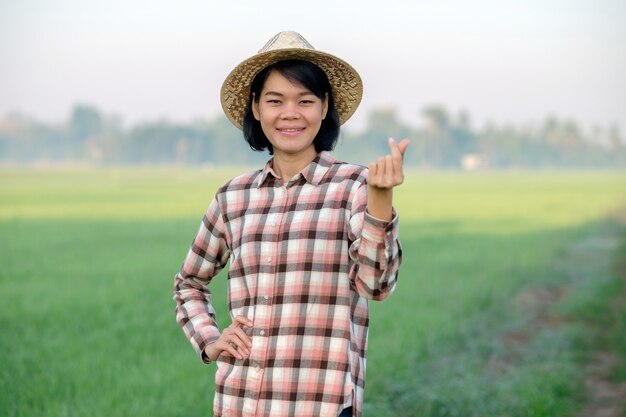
[173,31,409,417]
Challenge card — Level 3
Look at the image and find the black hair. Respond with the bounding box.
[242,59,340,155]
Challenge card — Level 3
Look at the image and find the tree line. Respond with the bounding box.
[1,104,624,169]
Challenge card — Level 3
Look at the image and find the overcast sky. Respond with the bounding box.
[1,0,624,132]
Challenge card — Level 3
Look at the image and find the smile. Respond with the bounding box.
[277,128,305,136]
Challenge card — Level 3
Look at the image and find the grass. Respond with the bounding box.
[1,167,625,416]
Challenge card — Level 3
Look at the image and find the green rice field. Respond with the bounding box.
[1,168,625,417]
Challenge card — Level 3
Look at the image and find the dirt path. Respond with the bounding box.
[579,351,626,417]
[578,210,626,417]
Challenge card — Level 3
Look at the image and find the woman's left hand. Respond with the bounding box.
[368,138,410,190]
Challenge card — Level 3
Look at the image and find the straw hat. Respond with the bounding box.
[220,31,363,129]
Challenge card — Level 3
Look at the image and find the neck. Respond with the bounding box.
[272,148,318,180]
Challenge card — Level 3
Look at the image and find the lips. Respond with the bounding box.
[277,127,305,137]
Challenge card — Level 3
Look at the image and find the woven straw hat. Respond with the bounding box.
[220,31,363,129]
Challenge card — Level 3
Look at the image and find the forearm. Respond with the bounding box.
[349,203,402,301]
[173,273,222,362]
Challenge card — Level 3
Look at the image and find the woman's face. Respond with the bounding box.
[252,70,328,159]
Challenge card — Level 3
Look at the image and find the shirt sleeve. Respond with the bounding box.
[173,195,231,363]
[347,182,403,301]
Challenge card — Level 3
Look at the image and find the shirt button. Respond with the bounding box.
[263,295,269,301]
[260,329,265,336]
[266,257,272,263]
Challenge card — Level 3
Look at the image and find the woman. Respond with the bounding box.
[174,31,409,417]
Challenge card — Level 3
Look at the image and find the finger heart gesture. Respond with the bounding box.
[368,138,410,189]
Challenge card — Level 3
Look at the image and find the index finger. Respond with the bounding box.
[388,138,402,161]
[234,315,253,328]
[397,139,410,156]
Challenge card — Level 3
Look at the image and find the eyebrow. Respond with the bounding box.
[263,91,316,97]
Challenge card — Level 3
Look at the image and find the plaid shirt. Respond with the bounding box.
[173,151,402,417]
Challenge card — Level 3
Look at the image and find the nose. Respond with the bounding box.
[280,102,301,119]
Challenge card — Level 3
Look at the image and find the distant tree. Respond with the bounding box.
[608,125,625,165]
[67,104,104,158]
[609,125,623,151]
[450,110,477,162]
[421,105,454,167]
[69,105,103,138]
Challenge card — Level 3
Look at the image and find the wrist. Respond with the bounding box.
[366,185,393,221]
[204,342,219,361]
[367,184,392,197]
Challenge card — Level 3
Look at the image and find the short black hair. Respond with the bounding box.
[242,59,340,155]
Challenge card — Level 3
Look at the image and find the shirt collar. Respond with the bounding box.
[255,151,336,188]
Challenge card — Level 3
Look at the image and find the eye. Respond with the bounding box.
[266,99,281,104]
[300,99,315,105]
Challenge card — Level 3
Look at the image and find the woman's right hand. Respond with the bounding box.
[204,315,253,361]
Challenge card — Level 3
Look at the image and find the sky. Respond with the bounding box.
[1,0,625,132]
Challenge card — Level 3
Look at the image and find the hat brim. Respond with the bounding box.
[220,48,363,130]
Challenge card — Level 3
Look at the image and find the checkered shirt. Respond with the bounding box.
[173,151,402,417]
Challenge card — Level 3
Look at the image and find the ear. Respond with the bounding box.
[322,92,329,120]
[251,93,260,121]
